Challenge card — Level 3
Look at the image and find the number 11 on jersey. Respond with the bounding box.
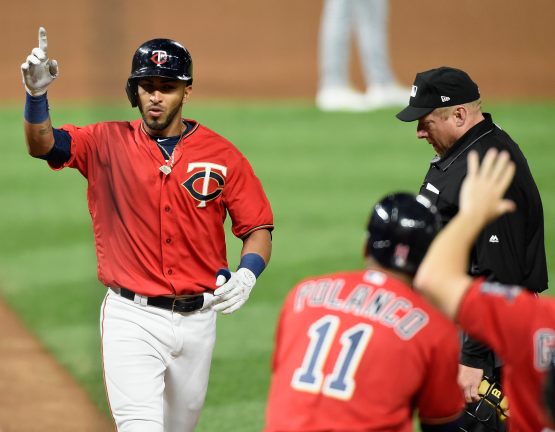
[291,315,373,400]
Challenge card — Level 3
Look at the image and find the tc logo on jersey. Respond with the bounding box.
[182,162,227,208]
[151,50,169,66]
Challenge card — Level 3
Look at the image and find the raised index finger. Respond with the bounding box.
[38,27,48,56]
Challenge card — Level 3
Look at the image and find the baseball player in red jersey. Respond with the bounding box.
[21,28,273,431]
[265,193,464,431]
[415,148,555,432]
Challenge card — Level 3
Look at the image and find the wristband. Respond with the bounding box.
[24,92,49,124]
[238,253,266,278]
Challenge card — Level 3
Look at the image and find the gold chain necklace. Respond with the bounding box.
[141,121,187,176]
[156,141,174,175]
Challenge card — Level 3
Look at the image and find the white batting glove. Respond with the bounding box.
[213,268,257,314]
[21,27,59,96]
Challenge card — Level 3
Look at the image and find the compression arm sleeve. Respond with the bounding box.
[36,128,71,166]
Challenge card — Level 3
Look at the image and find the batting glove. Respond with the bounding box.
[213,268,256,314]
[21,27,59,96]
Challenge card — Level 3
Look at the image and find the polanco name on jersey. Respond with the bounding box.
[293,271,429,341]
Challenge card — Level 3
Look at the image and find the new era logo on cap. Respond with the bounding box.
[396,66,480,122]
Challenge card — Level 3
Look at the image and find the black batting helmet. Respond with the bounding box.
[126,38,193,107]
[366,193,441,276]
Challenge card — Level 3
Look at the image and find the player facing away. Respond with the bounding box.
[21,28,273,431]
[264,194,464,431]
[414,149,555,432]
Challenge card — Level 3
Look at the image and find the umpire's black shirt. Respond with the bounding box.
[418,113,548,371]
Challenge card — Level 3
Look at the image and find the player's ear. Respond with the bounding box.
[183,85,193,103]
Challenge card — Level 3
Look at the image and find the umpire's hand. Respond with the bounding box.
[21,27,59,96]
[458,364,483,402]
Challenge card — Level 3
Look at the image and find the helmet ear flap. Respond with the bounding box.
[126,79,138,107]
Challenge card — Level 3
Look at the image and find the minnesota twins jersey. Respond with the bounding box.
[457,279,555,431]
[50,119,273,296]
[265,269,464,431]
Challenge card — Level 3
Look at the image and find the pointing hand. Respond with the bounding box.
[21,27,59,96]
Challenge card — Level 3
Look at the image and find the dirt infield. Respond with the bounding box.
[0,299,113,432]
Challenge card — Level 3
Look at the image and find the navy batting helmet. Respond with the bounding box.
[126,38,193,107]
[366,193,442,276]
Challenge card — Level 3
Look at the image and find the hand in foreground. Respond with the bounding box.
[459,149,516,225]
[21,27,59,96]
[458,364,484,402]
[213,268,256,314]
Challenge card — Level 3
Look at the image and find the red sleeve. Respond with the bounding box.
[456,278,536,361]
[417,327,464,423]
[224,155,274,239]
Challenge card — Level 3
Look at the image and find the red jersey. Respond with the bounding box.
[265,269,463,431]
[50,119,273,296]
[457,279,555,432]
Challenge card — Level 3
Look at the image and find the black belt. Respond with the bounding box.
[116,287,204,313]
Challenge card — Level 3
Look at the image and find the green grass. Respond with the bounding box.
[1,100,554,431]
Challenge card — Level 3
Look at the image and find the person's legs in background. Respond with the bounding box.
[354,0,409,108]
[316,0,368,111]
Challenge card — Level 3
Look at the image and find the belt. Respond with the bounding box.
[116,287,204,313]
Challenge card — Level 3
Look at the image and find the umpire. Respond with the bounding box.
[396,66,548,431]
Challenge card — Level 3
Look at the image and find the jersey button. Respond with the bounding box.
[164,206,171,213]
[165,238,172,244]
[167,268,173,275]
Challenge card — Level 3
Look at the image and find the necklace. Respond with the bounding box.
[156,141,174,175]
[141,121,188,176]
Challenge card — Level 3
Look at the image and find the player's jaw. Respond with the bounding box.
[137,77,187,135]
[140,102,182,132]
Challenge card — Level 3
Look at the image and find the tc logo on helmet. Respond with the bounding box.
[150,50,169,66]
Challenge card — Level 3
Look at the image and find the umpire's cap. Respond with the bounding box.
[396,66,480,122]
[366,193,442,276]
[126,38,193,107]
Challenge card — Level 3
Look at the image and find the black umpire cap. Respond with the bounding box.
[396,66,480,122]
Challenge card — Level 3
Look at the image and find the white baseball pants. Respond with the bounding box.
[318,0,395,89]
[100,289,217,432]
